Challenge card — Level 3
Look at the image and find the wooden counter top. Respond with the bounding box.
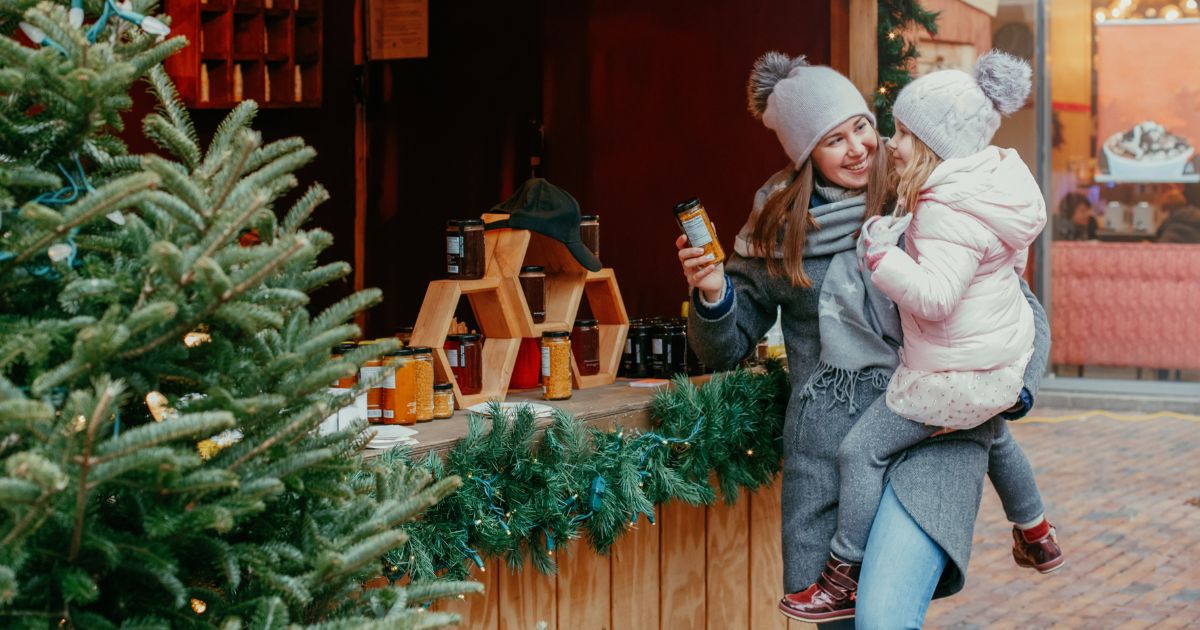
[371,377,703,458]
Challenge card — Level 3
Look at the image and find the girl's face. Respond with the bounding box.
[811,116,877,189]
[887,122,917,170]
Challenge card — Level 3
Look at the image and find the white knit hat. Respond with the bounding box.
[748,52,876,168]
[892,50,1032,160]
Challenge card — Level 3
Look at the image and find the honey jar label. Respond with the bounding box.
[541,347,550,377]
[447,349,458,367]
[680,214,713,247]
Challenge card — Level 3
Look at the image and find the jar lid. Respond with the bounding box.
[395,325,414,333]
[574,318,598,327]
[387,347,414,357]
[460,218,485,226]
[446,219,462,227]
[333,343,357,353]
[580,214,599,221]
[460,333,481,341]
[542,330,570,338]
[410,346,433,355]
[673,198,701,214]
[520,265,545,274]
[434,382,453,390]
[445,334,466,341]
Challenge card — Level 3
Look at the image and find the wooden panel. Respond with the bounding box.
[498,557,557,630]
[749,477,788,630]
[829,0,850,75]
[436,560,499,629]
[611,511,660,630]
[660,501,706,629]
[707,493,750,629]
[848,0,878,102]
[556,542,611,630]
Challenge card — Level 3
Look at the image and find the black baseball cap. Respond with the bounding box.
[487,178,602,271]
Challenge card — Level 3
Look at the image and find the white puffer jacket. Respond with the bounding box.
[872,146,1047,372]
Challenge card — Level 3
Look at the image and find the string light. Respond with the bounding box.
[878,86,889,95]
[72,414,87,433]
[190,598,207,614]
[887,31,898,40]
[145,391,172,422]
[746,449,754,457]
[183,330,212,347]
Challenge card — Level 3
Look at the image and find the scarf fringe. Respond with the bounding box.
[798,361,892,414]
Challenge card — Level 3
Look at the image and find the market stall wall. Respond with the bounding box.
[362,0,833,333]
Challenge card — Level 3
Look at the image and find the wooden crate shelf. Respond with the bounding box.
[163,0,322,108]
[409,216,629,407]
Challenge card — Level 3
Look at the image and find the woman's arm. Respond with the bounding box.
[686,255,780,370]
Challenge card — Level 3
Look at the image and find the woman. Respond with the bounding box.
[677,53,1051,628]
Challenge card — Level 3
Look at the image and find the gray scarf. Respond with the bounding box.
[735,168,902,411]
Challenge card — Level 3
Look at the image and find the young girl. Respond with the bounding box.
[780,51,1064,623]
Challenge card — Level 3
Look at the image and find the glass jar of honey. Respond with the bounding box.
[673,198,724,265]
[411,346,435,422]
[459,219,486,279]
[383,348,416,425]
[541,331,572,400]
[332,342,357,389]
[433,382,455,419]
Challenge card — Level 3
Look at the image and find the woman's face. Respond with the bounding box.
[811,116,877,189]
[886,121,916,170]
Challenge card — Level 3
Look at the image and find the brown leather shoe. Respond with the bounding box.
[778,557,860,623]
[1012,523,1065,573]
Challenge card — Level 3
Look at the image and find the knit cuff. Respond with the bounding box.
[692,276,734,320]
[1000,387,1034,421]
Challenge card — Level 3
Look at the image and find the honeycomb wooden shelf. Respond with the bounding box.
[409,216,629,407]
[163,0,323,108]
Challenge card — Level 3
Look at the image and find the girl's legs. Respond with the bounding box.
[989,418,1065,573]
[855,483,948,630]
[988,417,1045,524]
[830,395,937,563]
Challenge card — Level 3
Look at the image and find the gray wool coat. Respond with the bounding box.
[688,251,1049,599]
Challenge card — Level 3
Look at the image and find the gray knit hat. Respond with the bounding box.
[892,50,1032,160]
[748,52,875,168]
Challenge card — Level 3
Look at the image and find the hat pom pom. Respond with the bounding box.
[747,51,808,119]
[973,50,1031,116]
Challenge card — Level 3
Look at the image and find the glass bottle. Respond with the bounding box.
[572,319,600,376]
[673,198,725,265]
[459,219,486,279]
[433,382,455,419]
[411,346,435,422]
[580,214,600,259]
[541,331,572,400]
[519,265,546,323]
[457,333,482,395]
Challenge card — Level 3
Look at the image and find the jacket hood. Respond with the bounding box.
[921,146,1047,251]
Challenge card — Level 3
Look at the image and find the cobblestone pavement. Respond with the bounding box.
[924,409,1200,629]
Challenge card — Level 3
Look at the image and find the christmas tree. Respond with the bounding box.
[875,0,939,136]
[0,1,478,627]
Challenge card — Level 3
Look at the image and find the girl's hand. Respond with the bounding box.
[676,233,726,303]
[861,213,912,270]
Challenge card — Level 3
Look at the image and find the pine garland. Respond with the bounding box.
[373,363,789,582]
[876,0,940,136]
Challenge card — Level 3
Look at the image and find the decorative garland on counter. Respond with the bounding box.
[368,363,789,581]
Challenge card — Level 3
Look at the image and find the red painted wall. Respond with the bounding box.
[540,2,833,320]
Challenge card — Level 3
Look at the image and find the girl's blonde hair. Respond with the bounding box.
[749,128,891,287]
[892,134,943,217]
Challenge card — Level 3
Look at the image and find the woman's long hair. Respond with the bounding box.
[892,138,942,218]
[749,129,891,287]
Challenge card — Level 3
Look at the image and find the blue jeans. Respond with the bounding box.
[818,483,948,630]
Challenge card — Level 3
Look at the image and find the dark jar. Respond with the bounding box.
[648,322,668,377]
[572,319,600,376]
[445,220,463,277]
[444,333,483,395]
[519,265,546,323]
[580,214,600,260]
[621,321,652,378]
[459,219,486,279]
[663,324,688,377]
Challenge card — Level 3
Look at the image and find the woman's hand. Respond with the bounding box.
[676,233,726,303]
